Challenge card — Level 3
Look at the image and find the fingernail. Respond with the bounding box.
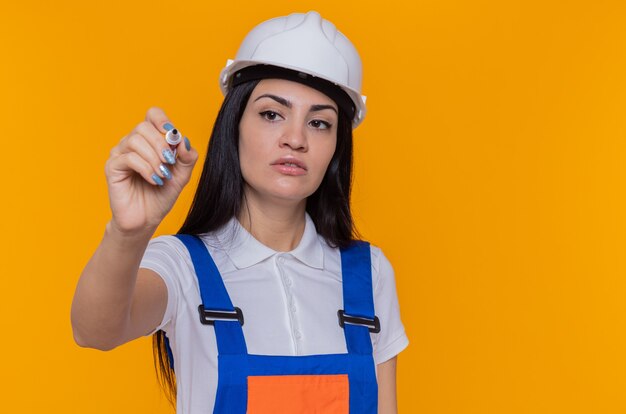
[162,148,176,165]
[163,122,175,131]
[152,174,164,186]
[184,137,191,151]
[159,163,172,180]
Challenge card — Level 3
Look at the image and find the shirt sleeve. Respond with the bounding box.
[139,235,187,336]
[370,246,409,364]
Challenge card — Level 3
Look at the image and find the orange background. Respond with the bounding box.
[2,0,626,412]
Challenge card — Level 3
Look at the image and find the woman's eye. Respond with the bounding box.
[260,111,281,121]
[309,119,331,130]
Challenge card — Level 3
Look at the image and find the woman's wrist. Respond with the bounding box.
[105,219,157,247]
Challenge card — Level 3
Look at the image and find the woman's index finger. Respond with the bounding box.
[145,106,174,133]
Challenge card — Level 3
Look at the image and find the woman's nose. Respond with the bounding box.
[280,122,308,151]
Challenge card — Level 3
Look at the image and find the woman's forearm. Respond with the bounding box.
[70,221,156,350]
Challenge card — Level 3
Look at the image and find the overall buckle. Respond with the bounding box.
[198,305,244,326]
[337,310,380,333]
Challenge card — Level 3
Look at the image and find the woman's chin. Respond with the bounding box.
[245,186,314,207]
[266,191,311,205]
[245,179,318,202]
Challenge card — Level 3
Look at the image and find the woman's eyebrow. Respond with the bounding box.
[310,104,338,115]
[254,94,291,108]
[254,94,338,114]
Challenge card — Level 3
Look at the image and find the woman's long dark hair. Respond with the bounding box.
[153,79,357,405]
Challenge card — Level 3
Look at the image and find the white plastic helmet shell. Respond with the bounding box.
[219,11,367,127]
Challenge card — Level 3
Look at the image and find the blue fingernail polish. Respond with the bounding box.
[162,148,176,165]
[152,174,164,186]
[160,164,172,180]
[184,137,191,151]
[163,122,175,131]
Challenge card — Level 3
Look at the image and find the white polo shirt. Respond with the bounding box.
[140,213,409,414]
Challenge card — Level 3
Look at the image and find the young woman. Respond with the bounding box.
[71,11,408,413]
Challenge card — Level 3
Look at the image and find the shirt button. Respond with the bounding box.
[294,330,302,340]
[285,277,292,286]
[290,304,297,313]
[278,256,285,264]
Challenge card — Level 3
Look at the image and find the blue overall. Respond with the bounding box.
[171,234,380,413]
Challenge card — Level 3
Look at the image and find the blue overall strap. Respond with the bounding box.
[174,234,247,355]
[340,240,377,355]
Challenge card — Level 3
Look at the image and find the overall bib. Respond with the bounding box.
[172,234,380,413]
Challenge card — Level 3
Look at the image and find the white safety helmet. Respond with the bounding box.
[219,11,367,128]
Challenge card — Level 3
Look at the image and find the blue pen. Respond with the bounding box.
[165,128,182,146]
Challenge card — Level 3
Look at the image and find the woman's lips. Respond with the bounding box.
[271,157,307,176]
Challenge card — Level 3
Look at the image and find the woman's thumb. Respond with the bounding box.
[175,136,199,172]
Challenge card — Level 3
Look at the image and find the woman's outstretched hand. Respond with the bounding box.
[105,107,199,234]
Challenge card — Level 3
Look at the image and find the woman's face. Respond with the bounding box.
[238,78,338,206]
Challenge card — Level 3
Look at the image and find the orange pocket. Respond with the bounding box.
[247,374,349,414]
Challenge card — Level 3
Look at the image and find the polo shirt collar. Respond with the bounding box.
[216,213,324,270]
